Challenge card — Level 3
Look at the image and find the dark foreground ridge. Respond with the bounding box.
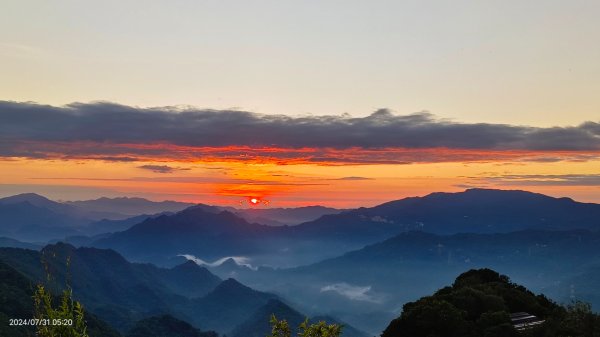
[0,260,120,337]
[126,315,217,337]
[382,268,600,337]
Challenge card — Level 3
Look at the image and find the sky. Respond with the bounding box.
[1,1,599,207]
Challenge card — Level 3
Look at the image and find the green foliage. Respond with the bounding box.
[382,268,600,337]
[268,314,291,337]
[268,314,343,337]
[549,301,600,337]
[386,297,475,337]
[298,319,343,337]
[33,284,89,337]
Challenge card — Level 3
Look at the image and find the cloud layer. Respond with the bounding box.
[178,254,257,270]
[480,174,600,186]
[137,164,189,173]
[320,282,381,303]
[1,101,599,164]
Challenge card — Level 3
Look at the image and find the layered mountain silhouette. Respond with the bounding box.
[231,299,369,337]
[1,193,84,216]
[0,243,222,332]
[83,214,163,236]
[66,197,194,218]
[186,278,278,332]
[92,206,277,265]
[5,188,596,250]
[0,193,192,241]
[295,188,600,237]
[0,195,86,241]
[296,229,600,280]
[0,192,345,243]
[0,236,41,250]
[0,243,364,335]
[92,189,600,268]
[3,188,600,335]
[150,259,222,298]
[230,299,306,337]
[234,205,345,226]
[226,229,600,334]
[290,228,600,305]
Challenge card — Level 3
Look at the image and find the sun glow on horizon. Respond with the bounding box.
[244,197,269,207]
[1,156,599,207]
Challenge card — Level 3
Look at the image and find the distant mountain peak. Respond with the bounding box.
[165,206,254,227]
[7,192,45,198]
[0,193,56,206]
[42,241,77,253]
[176,259,202,269]
[204,277,270,301]
[41,243,133,270]
[463,188,541,195]
[171,260,219,278]
[65,196,195,219]
[217,277,246,289]
[456,188,577,201]
[3,192,48,199]
[77,196,181,203]
[221,258,239,267]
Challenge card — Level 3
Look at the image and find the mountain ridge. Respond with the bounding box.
[91,189,600,268]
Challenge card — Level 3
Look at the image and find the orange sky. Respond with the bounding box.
[2,153,599,207]
[2,2,599,207]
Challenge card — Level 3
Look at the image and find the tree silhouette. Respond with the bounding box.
[268,314,342,337]
[33,285,89,337]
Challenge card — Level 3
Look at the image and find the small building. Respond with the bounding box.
[510,312,545,331]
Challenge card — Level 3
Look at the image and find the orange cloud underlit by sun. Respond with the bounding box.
[7,140,600,165]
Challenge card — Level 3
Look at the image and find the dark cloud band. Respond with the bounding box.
[1,101,599,163]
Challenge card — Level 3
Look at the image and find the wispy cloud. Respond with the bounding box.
[29,175,325,186]
[137,164,190,173]
[178,254,257,270]
[478,174,600,186]
[320,282,381,303]
[1,101,599,164]
[331,176,374,181]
